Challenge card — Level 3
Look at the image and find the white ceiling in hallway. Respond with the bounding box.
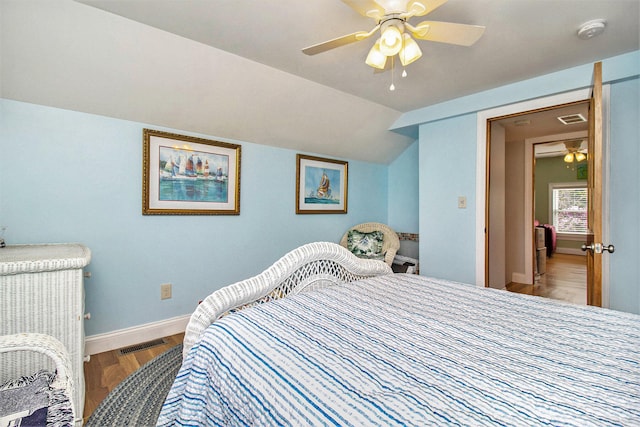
[501,104,588,143]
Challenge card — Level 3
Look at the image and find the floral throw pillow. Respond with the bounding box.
[347,230,385,260]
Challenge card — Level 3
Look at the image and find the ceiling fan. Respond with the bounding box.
[535,139,588,162]
[562,139,587,163]
[302,0,486,70]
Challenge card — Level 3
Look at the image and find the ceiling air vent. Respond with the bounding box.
[557,113,587,125]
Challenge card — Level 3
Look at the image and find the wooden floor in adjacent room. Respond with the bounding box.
[83,332,184,424]
[506,253,587,305]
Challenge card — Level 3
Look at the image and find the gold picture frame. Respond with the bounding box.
[296,154,348,214]
[143,129,241,215]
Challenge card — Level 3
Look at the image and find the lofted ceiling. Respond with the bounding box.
[77,0,639,113]
[2,1,638,164]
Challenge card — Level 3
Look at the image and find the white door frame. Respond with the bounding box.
[475,86,611,306]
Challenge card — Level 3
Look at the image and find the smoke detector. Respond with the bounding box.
[577,19,606,40]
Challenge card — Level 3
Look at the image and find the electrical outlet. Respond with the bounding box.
[458,196,467,209]
[160,283,172,300]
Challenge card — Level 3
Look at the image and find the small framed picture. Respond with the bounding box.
[296,154,348,214]
[143,129,241,215]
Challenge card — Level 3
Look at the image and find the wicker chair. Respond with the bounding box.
[0,333,75,425]
[339,222,400,266]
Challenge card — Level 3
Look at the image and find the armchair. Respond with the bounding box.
[339,222,400,266]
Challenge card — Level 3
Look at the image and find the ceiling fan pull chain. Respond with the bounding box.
[401,35,408,77]
[390,56,396,91]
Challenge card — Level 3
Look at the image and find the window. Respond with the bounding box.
[549,183,588,235]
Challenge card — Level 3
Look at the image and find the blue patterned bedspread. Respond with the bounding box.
[158,274,640,426]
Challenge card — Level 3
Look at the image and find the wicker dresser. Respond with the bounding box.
[0,243,91,425]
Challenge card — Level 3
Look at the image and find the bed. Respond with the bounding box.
[158,242,640,426]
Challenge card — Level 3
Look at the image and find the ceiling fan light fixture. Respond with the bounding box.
[302,0,487,84]
[562,139,587,163]
[379,24,403,56]
[399,33,422,66]
[365,39,387,69]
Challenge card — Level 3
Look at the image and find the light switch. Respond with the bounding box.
[458,196,467,209]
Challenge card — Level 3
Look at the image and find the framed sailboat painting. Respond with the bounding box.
[296,154,348,214]
[143,129,241,215]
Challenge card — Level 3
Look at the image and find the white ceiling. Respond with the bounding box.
[77,0,639,113]
[2,1,638,164]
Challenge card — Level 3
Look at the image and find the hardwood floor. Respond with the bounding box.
[83,332,184,424]
[506,253,587,305]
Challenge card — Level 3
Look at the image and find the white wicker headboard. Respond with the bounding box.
[182,242,392,358]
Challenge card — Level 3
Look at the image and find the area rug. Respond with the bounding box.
[86,344,182,427]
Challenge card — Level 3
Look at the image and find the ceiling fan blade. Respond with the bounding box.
[407,0,448,17]
[341,0,385,20]
[411,21,485,46]
[302,31,372,55]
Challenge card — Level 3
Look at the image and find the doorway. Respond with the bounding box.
[502,122,591,305]
[475,81,610,306]
[484,100,597,305]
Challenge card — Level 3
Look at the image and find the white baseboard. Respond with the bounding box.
[511,272,531,285]
[85,314,190,355]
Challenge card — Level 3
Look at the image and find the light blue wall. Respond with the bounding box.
[408,51,640,314]
[419,115,478,284]
[388,140,419,233]
[0,99,389,335]
[609,76,640,313]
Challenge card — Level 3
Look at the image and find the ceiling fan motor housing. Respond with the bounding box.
[380,15,405,33]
